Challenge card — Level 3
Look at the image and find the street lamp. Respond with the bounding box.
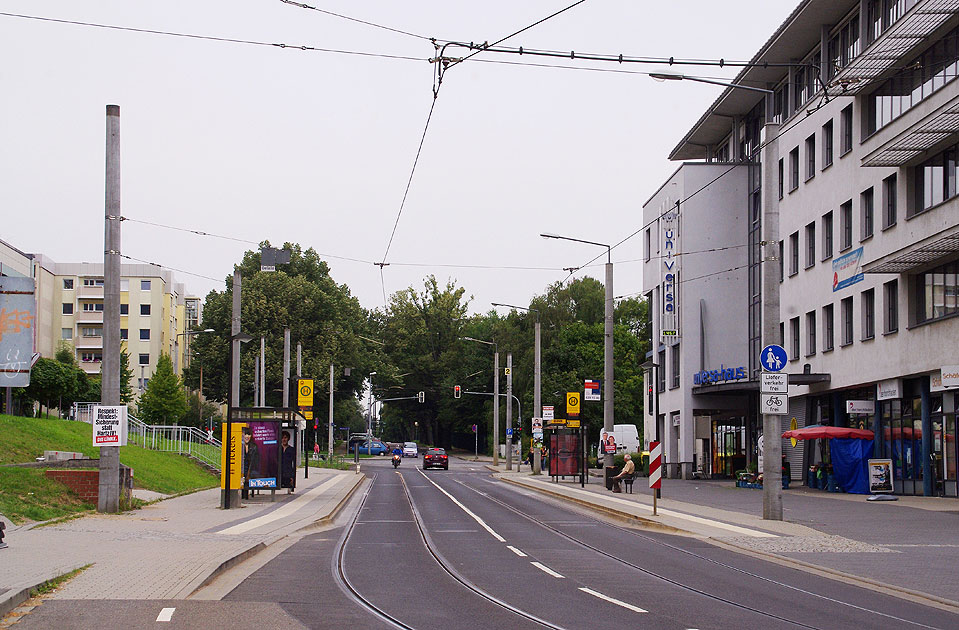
[492,302,542,474]
[173,328,215,377]
[224,331,253,510]
[459,336,500,466]
[367,371,377,437]
[649,72,773,94]
[541,232,616,469]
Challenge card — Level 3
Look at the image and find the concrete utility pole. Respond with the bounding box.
[761,124,783,520]
[283,328,290,408]
[259,337,266,407]
[604,256,615,469]
[253,355,260,406]
[493,350,500,466]
[328,363,334,461]
[505,352,513,471]
[98,104,121,513]
[534,318,542,474]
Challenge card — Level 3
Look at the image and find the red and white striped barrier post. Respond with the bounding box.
[648,441,662,516]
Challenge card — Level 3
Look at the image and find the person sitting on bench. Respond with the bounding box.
[611,453,635,493]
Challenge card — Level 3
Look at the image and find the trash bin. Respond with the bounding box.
[605,466,617,490]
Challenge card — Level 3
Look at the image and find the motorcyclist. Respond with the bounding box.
[391,446,402,468]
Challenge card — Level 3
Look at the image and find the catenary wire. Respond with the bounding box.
[120,254,226,283]
[0,12,427,62]
[277,0,431,41]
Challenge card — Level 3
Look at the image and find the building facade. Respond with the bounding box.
[643,0,959,497]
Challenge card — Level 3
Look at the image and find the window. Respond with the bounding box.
[61,328,73,340]
[804,311,817,356]
[805,134,816,180]
[139,353,150,366]
[120,328,128,340]
[778,159,784,199]
[884,279,899,333]
[841,297,854,346]
[62,303,73,315]
[840,104,853,155]
[139,328,150,340]
[862,289,876,340]
[141,280,151,290]
[822,211,834,260]
[867,0,918,45]
[805,222,816,268]
[882,174,897,228]
[779,322,785,347]
[789,147,800,191]
[82,303,104,312]
[657,349,666,392]
[914,144,957,215]
[790,317,800,359]
[120,303,129,315]
[789,232,799,276]
[83,278,103,287]
[822,120,834,168]
[120,279,129,292]
[861,188,874,240]
[81,352,102,363]
[140,304,151,316]
[823,304,835,351]
[644,228,651,262]
[917,260,959,323]
[670,344,680,388]
[779,240,785,282]
[840,200,853,250]
[62,279,74,290]
[81,327,101,337]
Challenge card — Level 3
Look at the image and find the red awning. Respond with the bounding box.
[781,426,874,440]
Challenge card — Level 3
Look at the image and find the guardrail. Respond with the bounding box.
[73,402,221,472]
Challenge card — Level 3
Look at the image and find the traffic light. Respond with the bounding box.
[418,391,425,403]
[454,385,461,399]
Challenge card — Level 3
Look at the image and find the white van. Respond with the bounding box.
[597,424,641,460]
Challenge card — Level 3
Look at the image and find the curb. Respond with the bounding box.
[494,474,959,614]
[0,564,88,619]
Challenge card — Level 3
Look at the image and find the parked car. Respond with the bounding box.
[350,440,389,456]
[403,442,419,458]
[423,448,448,470]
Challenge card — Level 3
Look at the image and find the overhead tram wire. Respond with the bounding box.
[119,254,225,284]
[0,12,427,62]
[278,0,432,41]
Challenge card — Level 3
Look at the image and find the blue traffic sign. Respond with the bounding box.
[506,428,513,437]
[760,345,788,372]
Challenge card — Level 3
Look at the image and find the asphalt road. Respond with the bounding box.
[10,456,959,629]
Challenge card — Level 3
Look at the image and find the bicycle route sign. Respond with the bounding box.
[761,392,788,415]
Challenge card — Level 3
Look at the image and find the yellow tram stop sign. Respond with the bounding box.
[297,379,314,407]
[566,392,580,416]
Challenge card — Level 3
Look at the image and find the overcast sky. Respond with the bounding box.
[1,0,796,315]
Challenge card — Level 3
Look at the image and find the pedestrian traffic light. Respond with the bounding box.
[314,422,318,430]
[418,391,425,403]
[454,385,461,398]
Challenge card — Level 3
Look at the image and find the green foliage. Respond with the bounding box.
[0,467,95,524]
[119,345,136,403]
[138,354,187,424]
[180,392,222,428]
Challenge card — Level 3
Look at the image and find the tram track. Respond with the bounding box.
[332,470,566,630]
[449,475,950,630]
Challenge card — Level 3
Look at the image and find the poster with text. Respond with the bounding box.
[246,421,279,489]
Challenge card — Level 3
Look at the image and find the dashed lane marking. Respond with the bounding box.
[578,587,647,613]
[156,607,176,622]
[530,562,564,578]
[417,469,505,542]
[507,545,528,557]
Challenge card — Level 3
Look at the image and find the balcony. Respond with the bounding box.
[77,285,104,300]
[79,359,102,374]
[75,335,104,349]
[76,310,104,324]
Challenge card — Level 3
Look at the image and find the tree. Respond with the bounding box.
[138,354,187,424]
[119,345,135,404]
[181,392,222,429]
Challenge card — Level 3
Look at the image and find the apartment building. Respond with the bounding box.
[643,0,959,497]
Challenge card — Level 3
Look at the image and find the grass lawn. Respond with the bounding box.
[0,414,218,522]
[0,467,94,523]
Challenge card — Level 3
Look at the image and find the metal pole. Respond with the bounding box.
[98,104,121,514]
[761,123,783,520]
[493,351,499,466]
[223,269,242,509]
[283,328,290,408]
[533,319,542,475]
[328,363,334,462]
[506,352,513,471]
[253,354,259,406]
[260,337,266,407]
[604,257,615,470]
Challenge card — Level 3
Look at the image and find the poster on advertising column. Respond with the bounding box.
[245,422,279,489]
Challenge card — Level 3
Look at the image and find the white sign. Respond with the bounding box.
[757,434,764,470]
[877,378,902,400]
[942,366,959,388]
[531,417,543,431]
[846,400,875,414]
[542,406,554,421]
[760,393,788,415]
[93,405,128,446]
[760,372,788,394]
[868,458,894,493]
[584,379,601,401]
[660,198,679,341]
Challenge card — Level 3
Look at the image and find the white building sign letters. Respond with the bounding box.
[661,200,679,340]
[93,405,128,447]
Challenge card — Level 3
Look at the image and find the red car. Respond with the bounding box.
[423,448,449,470]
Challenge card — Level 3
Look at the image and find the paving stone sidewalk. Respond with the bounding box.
[0,468,363,615]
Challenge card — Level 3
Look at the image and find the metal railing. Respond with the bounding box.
[73,402,221,472]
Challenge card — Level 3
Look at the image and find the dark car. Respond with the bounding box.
[423,448,449,470]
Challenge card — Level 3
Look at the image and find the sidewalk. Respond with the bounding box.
[487,462,959,610]
[0,467,364,617]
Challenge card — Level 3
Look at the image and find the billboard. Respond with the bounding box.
[832,247,864,292]
[0,276,37,387]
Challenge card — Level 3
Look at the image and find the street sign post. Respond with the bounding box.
[649,441,662,515]
[297,379,314,407]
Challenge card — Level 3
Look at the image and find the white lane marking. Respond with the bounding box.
[156,607,176,622]
[218,476,341,535]
[530,562,564,578]
[417,469,505,542]
[507,545,527,557]
[578,587,647,613]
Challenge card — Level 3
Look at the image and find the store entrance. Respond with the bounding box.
[711,416,746,478]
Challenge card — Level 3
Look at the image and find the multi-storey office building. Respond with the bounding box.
[643,0,959,497]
